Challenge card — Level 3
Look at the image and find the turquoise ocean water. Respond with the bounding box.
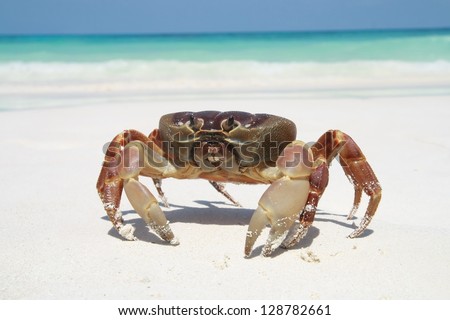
[1,29,450,110]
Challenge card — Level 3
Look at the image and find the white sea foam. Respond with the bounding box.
[1,60,450,96]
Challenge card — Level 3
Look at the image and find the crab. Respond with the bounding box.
[96,111,382,257]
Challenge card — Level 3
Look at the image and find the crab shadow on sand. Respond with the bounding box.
[103,200,373,257]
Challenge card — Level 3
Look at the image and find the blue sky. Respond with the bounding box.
[0,0,449,35]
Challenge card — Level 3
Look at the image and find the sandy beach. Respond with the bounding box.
[0,93,449,299]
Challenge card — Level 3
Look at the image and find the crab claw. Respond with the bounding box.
[245,206,269,257]
[124,177,179,245]
[244,178,310,257]
[245,142,313,257]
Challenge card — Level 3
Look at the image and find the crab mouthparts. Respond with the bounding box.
[206,144,225,164]
[194,141,227,168]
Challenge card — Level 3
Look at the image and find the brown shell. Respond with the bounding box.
[159,111,297,167]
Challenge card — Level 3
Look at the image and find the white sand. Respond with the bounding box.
[0,94,449,299]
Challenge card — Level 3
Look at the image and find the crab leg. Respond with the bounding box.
[282,130,382,248]
[209,181,242,207]
[245,142,312,257]
[148,129,170,208]
[152,178,170,208]
[96,130,141,240]
[281,163,329,248]
[97,129,178,244]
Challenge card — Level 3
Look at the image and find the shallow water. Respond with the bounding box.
[1,29,449,111]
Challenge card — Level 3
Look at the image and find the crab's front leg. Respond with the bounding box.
[97,130,179,245]
[245,141,313,257]
[281,130,382,248]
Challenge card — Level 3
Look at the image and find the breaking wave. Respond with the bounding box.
[1,59,450,95]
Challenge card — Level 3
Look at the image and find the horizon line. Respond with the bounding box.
[1,26,450,38]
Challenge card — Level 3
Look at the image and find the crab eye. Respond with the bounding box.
[227,115,234,127]
[222,115,238,131]
[189,114,195,124]
[188,114,202,131]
